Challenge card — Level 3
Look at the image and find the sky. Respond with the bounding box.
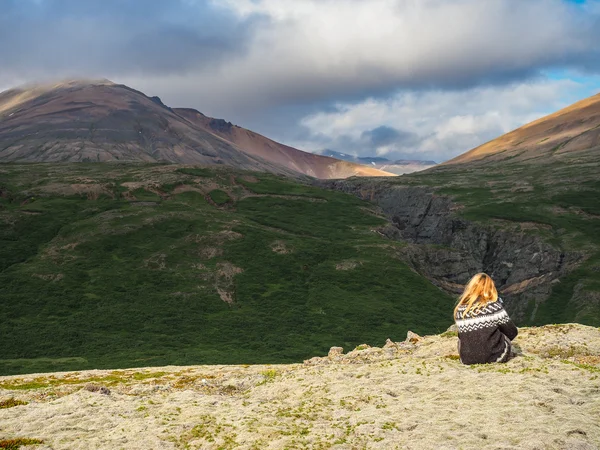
[1,0,600,163]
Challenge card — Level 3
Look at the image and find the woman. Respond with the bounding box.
[454,273,518,365]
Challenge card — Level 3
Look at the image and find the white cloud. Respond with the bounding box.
[294,78,582,162]
[194,0,599,110]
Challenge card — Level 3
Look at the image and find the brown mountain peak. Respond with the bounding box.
[443,92,600,166]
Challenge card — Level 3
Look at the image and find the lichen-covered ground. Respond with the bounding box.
[1,324,599,450]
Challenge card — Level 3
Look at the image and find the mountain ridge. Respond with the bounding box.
[0,79,394,179]
[318,149,437,175]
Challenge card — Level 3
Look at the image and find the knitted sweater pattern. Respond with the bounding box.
[454,299,518,365]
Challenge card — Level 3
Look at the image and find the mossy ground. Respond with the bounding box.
[0,163,453,375]
[1,324,598,450]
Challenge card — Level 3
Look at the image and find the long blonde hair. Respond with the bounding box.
[454,273,498,319]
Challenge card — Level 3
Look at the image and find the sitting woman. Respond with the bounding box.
[454,273,518,365]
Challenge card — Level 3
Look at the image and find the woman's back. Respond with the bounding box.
[453,273,518,365]
[455,299,517,364]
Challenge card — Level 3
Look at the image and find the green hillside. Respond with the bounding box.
[0,163,453,375]
[395,148,600,326]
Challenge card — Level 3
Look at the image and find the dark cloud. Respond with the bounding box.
[0,0,259,79]
[361,126,420,149]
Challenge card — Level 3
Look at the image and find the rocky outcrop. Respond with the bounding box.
[209,118,234,133]
[320,179,582,322]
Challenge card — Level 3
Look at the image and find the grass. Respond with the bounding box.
[208,189,231,205]
[0,163,454,375]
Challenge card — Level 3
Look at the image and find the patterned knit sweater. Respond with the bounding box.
[454,298,518,365]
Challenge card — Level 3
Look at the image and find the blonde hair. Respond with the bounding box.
[454,273,498,319]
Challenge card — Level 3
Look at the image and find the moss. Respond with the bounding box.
[259,369,279,384]
[561,360,600,373]
[0,398,28,409]
[440,331,458,338]
[540,345,589,359]
[0,372,165,390]
[0,438,43,449]
[131,371,167,380]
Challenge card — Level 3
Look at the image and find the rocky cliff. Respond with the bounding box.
[1,324,599,449]
[319,179,582,323]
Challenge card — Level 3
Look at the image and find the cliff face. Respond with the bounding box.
[320,179,582,322]
[1,324,599,450]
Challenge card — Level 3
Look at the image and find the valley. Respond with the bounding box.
[0,163,451,376]
[322,94,600,327]
[1,81,599,378]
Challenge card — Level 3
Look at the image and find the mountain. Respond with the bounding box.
[322,93,600,328]
[1,323,599,449]
[319,149,391,164]
[318,149,436,174]
[444,92,600,165]
[174,110,393,178]
[0,79,393,179]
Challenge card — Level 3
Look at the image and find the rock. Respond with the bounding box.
[353,344,371,351]
[209,118,233,133]
[383,338,397,349]
[446,324,458,333]
[328,347,344,358]
[84,384,110,395]
[406,331,421,344]
[303,356,323,365]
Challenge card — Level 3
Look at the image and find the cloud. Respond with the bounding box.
[2,0,599,113]
[0,0,256,80]
[291,78,585,162]
[196,0,600,108]
[1,0,599,163]
[357,126,421,156]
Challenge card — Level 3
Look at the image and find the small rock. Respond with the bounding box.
[84,384,110,395]
[384,338,398,349]
[445,324,458,333]
[406,331,422,344]
[303,356,324,365]
[562,439,597,450]
[353,344,371,351]
[328,346,344,357]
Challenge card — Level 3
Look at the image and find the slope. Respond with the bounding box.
[0,163,450,376]
[174,108,394,179]
[444,92,600,165]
